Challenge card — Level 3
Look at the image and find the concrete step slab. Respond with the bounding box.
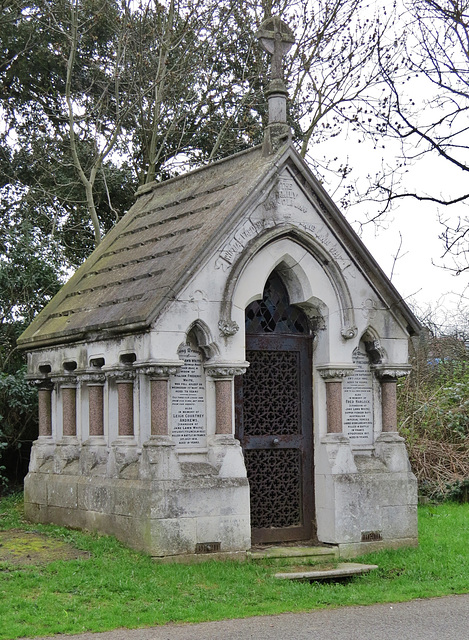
[274,562,379,581]
[249,545,339,565]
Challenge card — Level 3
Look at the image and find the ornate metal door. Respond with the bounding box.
[235,272,314,544]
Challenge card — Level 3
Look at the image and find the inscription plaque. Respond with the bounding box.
[343,347,373,445]
[171,343,206,447]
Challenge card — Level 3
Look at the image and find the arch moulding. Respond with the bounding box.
[219,227,357,341]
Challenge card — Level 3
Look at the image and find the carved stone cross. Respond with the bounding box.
[257,16,295,81]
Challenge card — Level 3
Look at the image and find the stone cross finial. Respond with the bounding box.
[257,16,295,82]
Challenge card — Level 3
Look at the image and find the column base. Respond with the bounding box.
[80,437,108,475]
[109,437,139,478]
[54,437,80,474]
[320,433,357,474]
[208,434,246,478]
[375,432,412,472]
[29,437,55,472]
[140,436,182,480]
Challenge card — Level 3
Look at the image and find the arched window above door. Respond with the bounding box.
[245,271,309,335]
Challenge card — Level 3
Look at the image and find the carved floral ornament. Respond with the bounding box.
[136,361,183,379]
[79,372,106,385]
[50,374,78,387]
[316,364,356,380]
[28,377,54,390]
[204,362,250,379]
[105,368,136,382]
[372,364,412,379]
[218,319,239,336]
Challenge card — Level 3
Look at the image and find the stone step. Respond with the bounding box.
[249,545,339,565]
[274,562,379,581]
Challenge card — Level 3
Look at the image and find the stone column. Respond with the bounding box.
[60,378,77,438]
[150,378,168,436]
[87,376,105,437]
[372,365,412,434]
[28,378,55,472]
[80,372,107,474]
[108,369,137,477]
[317,365,357,477]
[38,383,53,438]
[138,362,183,481]
[373,365,413,472]
[117,377,134,437]
[205,364,249,477]
[381,378,397,433]
[317,366,356,435]
[53,375,80,473]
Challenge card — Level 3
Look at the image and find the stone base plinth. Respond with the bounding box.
[24,470,250,558]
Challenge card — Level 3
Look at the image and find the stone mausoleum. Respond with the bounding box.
[19,18,419,559]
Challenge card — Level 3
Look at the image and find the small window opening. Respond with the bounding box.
[120,353,137,365]
[90,357,105,369]
[39,364,52,374]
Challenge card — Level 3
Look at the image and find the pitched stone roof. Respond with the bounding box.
[18,145,283,348]
[18,141,421,349]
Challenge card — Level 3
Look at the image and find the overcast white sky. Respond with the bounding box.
[311,135,469,329]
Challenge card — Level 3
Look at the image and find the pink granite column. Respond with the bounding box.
[38,386,53,437]
[215,379,233,435]
[381,378,398,433]
[325,380,343,434]
[62,384,77,437]
[205,365,247,436]
[150,378,168,436]
[117,380,134,437]
[89,383,104,437]
[317,366,356,436]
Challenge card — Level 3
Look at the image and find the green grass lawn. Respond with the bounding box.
[1,494,468,639]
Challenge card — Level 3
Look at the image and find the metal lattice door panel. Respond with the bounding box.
[244,448,302,529]
[236,335,313,544]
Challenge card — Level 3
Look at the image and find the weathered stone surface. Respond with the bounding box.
[274,562,378,581]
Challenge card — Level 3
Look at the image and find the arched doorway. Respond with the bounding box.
[235,271,314,544]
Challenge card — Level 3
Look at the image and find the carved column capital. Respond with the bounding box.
[316,364,356,381]
[51,374,77,388]
[372,364,412,380]
[105,368,135,382]
[27,376,54,391]
[204,362,250,379]
[136,360,183,379]
[79,372,106,385]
